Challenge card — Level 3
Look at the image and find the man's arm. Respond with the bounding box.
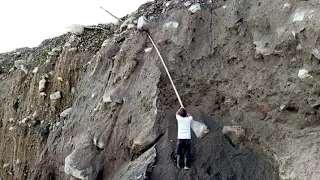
[176,107,184,115]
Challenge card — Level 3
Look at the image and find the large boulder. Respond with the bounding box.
[222,126,246,146]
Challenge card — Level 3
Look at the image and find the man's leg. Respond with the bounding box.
[184,139,191,169]
[175,139,183,168]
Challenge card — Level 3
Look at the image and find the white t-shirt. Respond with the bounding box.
[176,114,193,139]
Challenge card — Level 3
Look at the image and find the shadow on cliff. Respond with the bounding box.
[150,109,279,180]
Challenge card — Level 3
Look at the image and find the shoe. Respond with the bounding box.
[176,155,180,168]
[184,158,190,170]
[184,166,190,170]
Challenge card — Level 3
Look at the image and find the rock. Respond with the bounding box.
[48,51,58,56]
[137,16,150,31]
[307,97,320,108]
[2,163,9,168]
[312,48,320,59]
[27,53,34,61]
[52,47,62,53]
[165,1,172,7]
[93,135,105,149]
[60,108,72,118]
[8,118,14,123]
[64,143,100,180]
[16,159,21,165]
[222,126,246,146]
[292,10,305,22]
[188,3,201,13]
[103,94,112,103]
[298,69,312,79]
[21,118,29,124]
[39,79,46,92]
[9,127,13,131]
[57,77,63,82]
[71,87,75,94]
[163,21,179,29]
[103,94,123,104]
[127,24,136,30]
[68,47,78,52]
[283,3,292,12]
[113,146,156,180]
[144,47,153,53]
[20,65,28,74]
[14,60,27,69]
[40,92,46,96]
[296,44,302,50]
[32,67,39,74]
[50,91,62,100]
[184,1,191,7]
[70,24,84,35]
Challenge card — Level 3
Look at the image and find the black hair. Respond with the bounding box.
[180,108,187,117]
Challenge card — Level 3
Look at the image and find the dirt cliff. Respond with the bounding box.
[1,0,320,180]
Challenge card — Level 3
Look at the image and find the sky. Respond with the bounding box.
[0,0,151,53]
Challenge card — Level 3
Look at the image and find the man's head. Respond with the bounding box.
[179,108,187,117]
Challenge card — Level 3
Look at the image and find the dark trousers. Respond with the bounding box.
[175,139,191,159]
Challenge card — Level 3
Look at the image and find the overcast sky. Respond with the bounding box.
[0,0,151,53]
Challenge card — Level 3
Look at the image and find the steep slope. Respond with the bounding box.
[1,0,320,180]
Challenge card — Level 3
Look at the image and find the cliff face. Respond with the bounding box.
[1,0,320,180]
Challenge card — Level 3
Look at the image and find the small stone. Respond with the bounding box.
[127,24,136,30]
[103,95,113,103]
[52,47,62,53]
[32,67,39,74]
[283,3,292,12]
[44,74,49,79]
[298,69,312,79]
[39,79,46,92]
[60,108,72,118]
[312,48,320,60]
[307,97,320,108]
[48,52,58,56]
[163,21,179,29]
[222,5,227,9]
[50,91,62,100]
[68,47,78,52]
[21,118,29,124]
[2,163,9,168]
[188,3,201,13]
[8,118,14,123]
[40,92,46,96]
[14,60,27,69]
[280,104,286,110]
[70,24,84,35]
[137,16,150,30]
[144,47,153,53]
[184,1,191,7]
[57,77,63,81]
[21,65,28,74]
[16,159,21,165]
[71,87,75,94]
[165,1,171,7]
[9,127,14,131]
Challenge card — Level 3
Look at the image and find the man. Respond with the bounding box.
[175,107,193,170]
